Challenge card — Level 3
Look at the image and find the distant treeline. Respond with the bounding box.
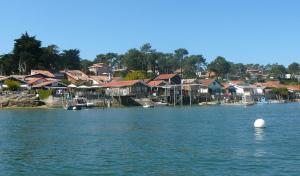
[0,32,300,80]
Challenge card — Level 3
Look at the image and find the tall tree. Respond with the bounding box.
[174,48,189,75]
[94,52,118,66]
[288,62,300,75]
[39,45,61,71]
[12,32,43,74]
[80,59,93,73]
[122,48,145,70]
[208,56,231,78]
[183,55,206,78]
[60,49,81,70]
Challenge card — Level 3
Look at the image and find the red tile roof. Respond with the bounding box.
[103,80,146,88]
[154,74,177,80]
[259,81,282,88]
[147,80,165,87]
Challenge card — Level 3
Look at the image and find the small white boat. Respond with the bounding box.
[154,102,168,106]
[143,103,154,108]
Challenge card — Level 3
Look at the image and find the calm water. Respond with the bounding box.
[0,104,300,175]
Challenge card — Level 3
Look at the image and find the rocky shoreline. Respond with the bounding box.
[0,94,45,108]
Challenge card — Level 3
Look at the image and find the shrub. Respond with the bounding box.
[37,89,53,99]
[4,80,20,91]
[124,70,147,80]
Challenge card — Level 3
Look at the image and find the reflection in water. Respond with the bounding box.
[254,128,266,157]
[255,128,265,141]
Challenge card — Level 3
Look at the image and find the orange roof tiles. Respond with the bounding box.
[147,80,165,87]
[103,80,146,88]
[154,74,177,80]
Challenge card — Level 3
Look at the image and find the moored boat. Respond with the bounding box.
[64,97,92,110]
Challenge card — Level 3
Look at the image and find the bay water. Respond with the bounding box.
[0,104,300,175]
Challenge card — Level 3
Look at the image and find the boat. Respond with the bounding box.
[64,97,91,110]
[143,103,154,108]
[269,100,286,104]
[257,97,269,104]
[154,101,168,107]
[199,102,208,106]
[241,95,255,106]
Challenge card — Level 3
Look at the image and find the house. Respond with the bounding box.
[154,73,181,84]
[197,71,216,79]
[89,75,110,86]
[0,75,29,90]
[88,63,112,76]
[103,80,149,97]
[147,80,167,96]
[199,79,223,95]
[61,70,91,85]
[228,80,254,96]
[182,79,201,93]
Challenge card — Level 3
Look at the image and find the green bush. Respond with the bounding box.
[4,79,20,91]
[37,89,53,99]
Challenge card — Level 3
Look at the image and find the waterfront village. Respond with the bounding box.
[0,62,299,109]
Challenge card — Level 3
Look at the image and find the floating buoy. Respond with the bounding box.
[254,119,265,128]
[73,106,77,110]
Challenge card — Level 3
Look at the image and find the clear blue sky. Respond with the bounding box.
[1,0,300,65]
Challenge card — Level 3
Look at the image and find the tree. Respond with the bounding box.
[270,64,286,79]
[208,56,231,78]
[229,63,247,79]
[80,59,93,73]
[0,54,15,75]
[174,48,189,76]
[183,55,206,78]
[272,87,289,100]
[12,32,43,74]
[122,48,145,70]
[288,62,300,75]
[124,70,147,80]
[60,49,81,70]
[39,45,61,71]
[94,52,118,66]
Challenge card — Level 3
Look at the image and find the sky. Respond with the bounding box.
[1,0,300,65]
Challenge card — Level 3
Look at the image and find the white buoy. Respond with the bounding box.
[73,106,77,110]
[254,119,265,128]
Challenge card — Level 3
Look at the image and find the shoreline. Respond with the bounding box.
[0,101,299,110]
